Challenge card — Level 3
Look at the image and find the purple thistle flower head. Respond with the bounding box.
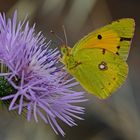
[0,11,87,136]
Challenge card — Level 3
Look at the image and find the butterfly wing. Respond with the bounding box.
[67,48,128,99]
[72,18,135,61]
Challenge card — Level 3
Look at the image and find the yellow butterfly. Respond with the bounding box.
[61,18,135,99]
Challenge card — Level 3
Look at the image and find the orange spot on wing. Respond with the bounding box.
[80,30,120,54]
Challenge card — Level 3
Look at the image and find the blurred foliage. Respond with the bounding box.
[0,0,140,140]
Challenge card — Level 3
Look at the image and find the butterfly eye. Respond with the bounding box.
[97,34,102,40]
[61,47,66,54]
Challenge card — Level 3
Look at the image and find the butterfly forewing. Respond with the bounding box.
[72,18,135,61]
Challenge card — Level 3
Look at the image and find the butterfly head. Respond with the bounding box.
[60,45,72,64]
[61,45,69,54]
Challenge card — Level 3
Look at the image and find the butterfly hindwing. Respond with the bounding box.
[68,48,128,99]
[72,18,135,61]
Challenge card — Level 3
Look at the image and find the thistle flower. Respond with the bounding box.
[0,11,86,136]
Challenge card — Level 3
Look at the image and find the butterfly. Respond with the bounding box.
[61,18,135,99]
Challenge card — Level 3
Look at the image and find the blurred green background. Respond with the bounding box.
[0,0,140,140]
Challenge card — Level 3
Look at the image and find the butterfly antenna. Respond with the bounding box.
[62,25,68,46]
[50,30,65,45]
